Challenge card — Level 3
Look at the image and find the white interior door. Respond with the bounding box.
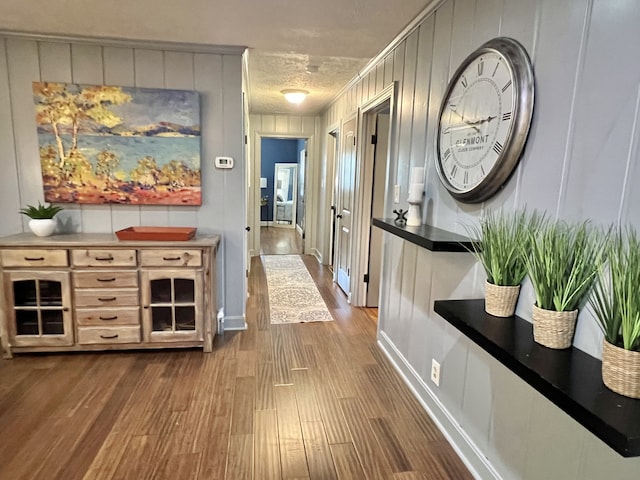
[335,116,357,297]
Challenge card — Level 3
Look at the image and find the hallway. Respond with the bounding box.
[0,255,471,479]
[260,226,304,255]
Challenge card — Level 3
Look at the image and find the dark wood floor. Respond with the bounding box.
[260,226,304,255]
[0,255,472,479]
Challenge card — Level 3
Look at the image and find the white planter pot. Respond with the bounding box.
[28,218,57,237]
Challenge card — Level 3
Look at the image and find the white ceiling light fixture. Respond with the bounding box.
[281,89,309,104]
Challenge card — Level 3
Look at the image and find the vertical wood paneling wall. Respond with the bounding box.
[319,0,640,478]
[248,114,320,258]
[0,37,246,326]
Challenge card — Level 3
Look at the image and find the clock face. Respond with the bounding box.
[436,38,534,203]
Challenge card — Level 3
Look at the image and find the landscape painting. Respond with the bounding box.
[33,82,201,205]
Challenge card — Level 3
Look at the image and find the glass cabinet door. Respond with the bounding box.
[4,271,73,347]
[141,270,203,343]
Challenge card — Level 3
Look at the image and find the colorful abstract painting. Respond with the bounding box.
[33,82,201,205]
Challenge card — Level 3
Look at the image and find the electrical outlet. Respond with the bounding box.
[431,359,441,387]
[394,184,400,203]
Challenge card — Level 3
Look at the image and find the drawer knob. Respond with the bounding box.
[99,316,118,321]
[99,334,119,339]
[98,296,117,302]
[24,257,44,261]
[96,277,116,283]
[94,255,114,261]
[163,256,181,261]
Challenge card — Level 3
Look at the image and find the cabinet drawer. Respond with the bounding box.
[71,249,137,267]
[140,249,202,267]
[77,326,140,345]
[76,307,140,326]
[73,271,138,289]
[75,288,139,307]
[1,249,68,267]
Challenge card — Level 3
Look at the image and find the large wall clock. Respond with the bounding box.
[435,37,534,203]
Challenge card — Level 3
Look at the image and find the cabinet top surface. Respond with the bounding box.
[0,232,220,248]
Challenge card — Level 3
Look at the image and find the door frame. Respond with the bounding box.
[325,125,339,270]
[350,83,396,307]
[252,133,310,255]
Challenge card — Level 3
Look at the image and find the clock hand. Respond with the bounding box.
[443,123,481,134]
[466,115,497,126]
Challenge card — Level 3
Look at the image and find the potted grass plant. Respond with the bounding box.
[524,220,608,349]
[19,202,63,237]
[466,209,543,317]
[590,227,640,398]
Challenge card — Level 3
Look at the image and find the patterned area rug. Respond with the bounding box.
[263,255,334,324]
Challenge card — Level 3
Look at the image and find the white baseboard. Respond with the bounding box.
[222,315,247,331]
[311,248,323,264]
[377,331,500,480]
[296,224,303,236]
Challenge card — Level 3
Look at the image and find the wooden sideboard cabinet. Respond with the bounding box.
[0,233,220,358]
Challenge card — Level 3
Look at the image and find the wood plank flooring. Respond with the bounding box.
[0,255,472,479]
[260,226,304,255]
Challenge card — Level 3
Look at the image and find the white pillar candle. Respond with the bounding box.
[408,183,424,202]
[410,167,425,186]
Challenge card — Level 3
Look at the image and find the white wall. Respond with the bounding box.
[0,36,246,326]
[318,0,640,478]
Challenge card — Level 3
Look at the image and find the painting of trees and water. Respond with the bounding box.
[33,82,201,205]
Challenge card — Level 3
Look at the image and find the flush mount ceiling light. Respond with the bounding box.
[281,89,309,104]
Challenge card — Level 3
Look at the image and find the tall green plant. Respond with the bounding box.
[590,228,640,351]
[524,220,607,312]
[465,209,543,286]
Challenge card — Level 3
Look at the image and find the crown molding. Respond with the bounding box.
[0,29,247,55]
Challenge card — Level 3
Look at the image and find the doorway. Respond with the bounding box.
[259,137,307,255]
[351,84,395,307]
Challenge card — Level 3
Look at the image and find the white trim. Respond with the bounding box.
[311,248,323,264]
[222,315,247,331]
[377,331,500,480]
[296,223,303,236]
[0,29,247,55]
[350,83,396,306]
[252,131,314,256]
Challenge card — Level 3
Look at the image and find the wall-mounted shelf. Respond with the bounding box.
[434,299,640,457]
[372,218,473,252]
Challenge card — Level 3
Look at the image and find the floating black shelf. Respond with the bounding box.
[372,218,473,252]
[434,299,640,457]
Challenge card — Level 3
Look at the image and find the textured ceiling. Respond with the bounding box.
[0,0,434,115]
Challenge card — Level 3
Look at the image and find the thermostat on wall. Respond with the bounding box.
[215,156,234,169]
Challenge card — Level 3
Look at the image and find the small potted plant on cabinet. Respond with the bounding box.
[590,227,640,398]
[19,202,63,237]
[466,209,543,317]
[524,220,607,349]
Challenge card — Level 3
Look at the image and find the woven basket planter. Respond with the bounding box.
[485,281,520,317]
[532,304,578,349]
[602,340,640,399]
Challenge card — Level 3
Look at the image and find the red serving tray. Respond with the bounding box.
[115,226,197,241]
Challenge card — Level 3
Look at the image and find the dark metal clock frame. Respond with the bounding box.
[435,37,535,203]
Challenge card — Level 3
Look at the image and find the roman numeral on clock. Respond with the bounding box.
[502,112,512,121]
[502,80,512,92]
[493,141,504,155]
[463,171,469,185]
[443,148,451,161]
[461,75,468,89]
[450,164,458,178]
[477,60,484,77]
